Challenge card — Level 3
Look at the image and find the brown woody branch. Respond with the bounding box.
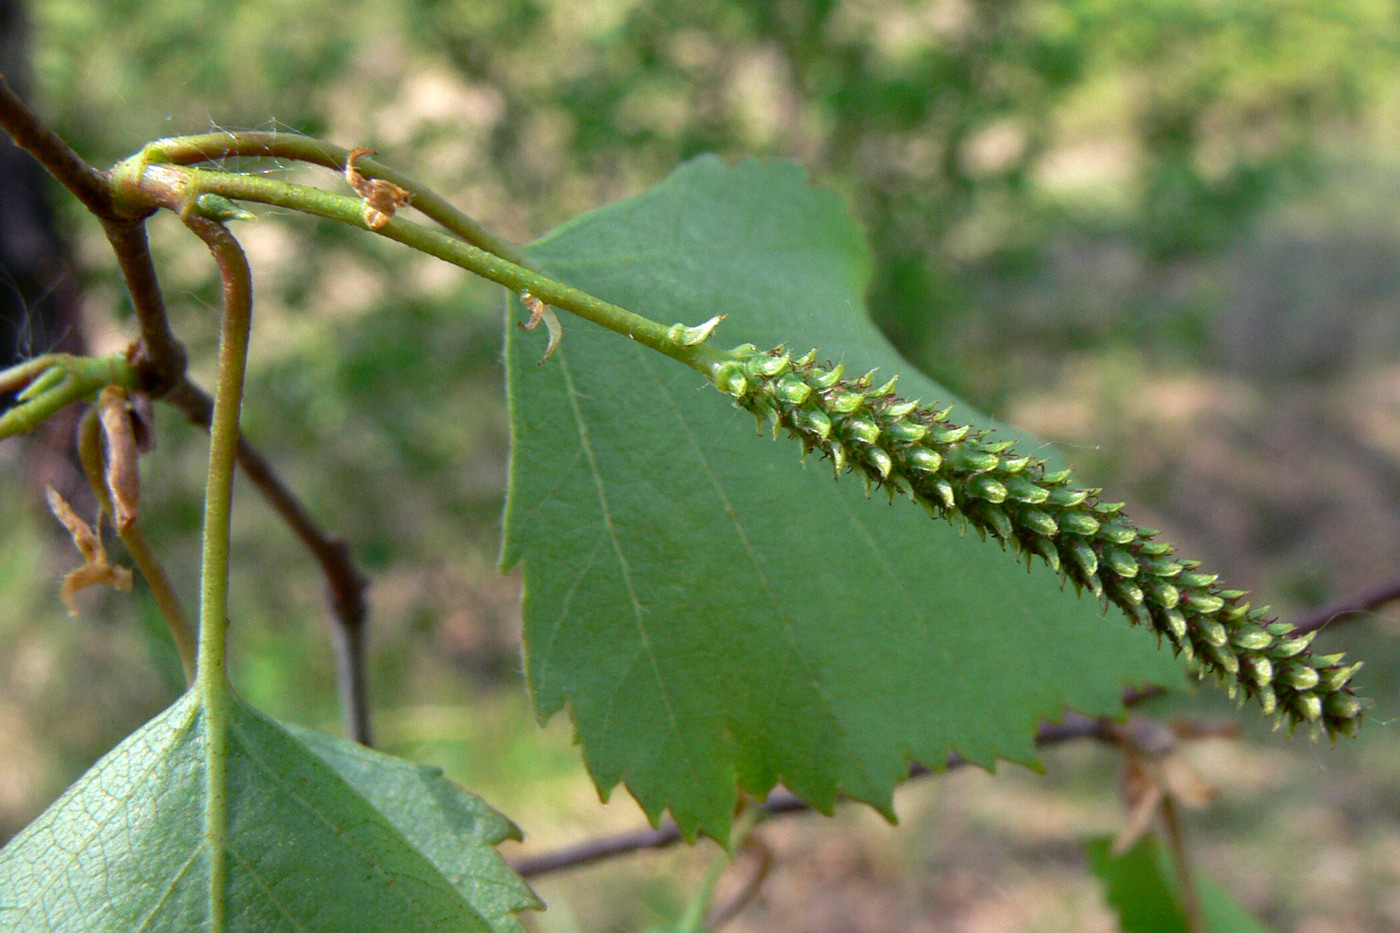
[509,713,1115,878]
[0,72,185,399]
[100,219,188,397]
[0,72,113,218]
[0,87,375,744]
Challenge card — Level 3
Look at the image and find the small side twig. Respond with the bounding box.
[706,834,773,930]
[1290,577,1400,636]
[163,376,373,745]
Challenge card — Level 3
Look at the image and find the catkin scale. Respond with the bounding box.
[711,345,1365,738]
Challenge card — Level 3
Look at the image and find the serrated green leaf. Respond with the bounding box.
[286,723,541,931]
[0,692,521,932]
[501,155,1185,841]
[1086,835,1274,933]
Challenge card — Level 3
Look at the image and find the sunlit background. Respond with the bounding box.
[3,0,1400,929]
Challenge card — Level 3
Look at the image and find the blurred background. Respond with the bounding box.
[2,0,1400,929]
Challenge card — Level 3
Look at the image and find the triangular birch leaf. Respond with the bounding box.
[502,156,1185,841]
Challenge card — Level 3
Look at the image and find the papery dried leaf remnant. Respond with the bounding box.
[45,487,132,616]
[98,386,143,533]
[520,292,562,363]
[344,147,410,230]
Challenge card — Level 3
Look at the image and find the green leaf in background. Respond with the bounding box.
[0,692,528,931]
[1086,835,1274,933]
[501,156,1186,841]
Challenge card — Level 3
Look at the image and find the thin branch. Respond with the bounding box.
[0,72,114,217]
[0,69,183,403]
[509,713,1113,878]
[0,77,186,398]
[1290,577,1400,636]
[0,73,187,409]
[163,376,373,746]
[706,835,773,930]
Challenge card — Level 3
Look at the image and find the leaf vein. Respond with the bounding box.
[557,351,700,784]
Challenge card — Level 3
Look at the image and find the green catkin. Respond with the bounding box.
[711,344,1365,739]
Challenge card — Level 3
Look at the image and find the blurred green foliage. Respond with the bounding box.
[33,0,1400,387]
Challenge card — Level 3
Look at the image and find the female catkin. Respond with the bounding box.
[710,344,1365,738]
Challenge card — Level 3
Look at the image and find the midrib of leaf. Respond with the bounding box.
[537,281,910,802]
[203,683,230,932]
[558,351,702,782]
[829,487,942,649]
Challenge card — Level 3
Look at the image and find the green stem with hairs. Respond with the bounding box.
[109,160,733,376]
[183,214,255,933]
[135,131,530,267]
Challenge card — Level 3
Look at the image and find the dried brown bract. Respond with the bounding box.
[45,486,133,616]
[520,291,562,363]
[98,386,143,533]
[344,147,410,229]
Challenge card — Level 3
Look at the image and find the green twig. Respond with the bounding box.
[0,354,137,439]
[111,162,732,375]
[135,131,531,267]
[672,805,763,932]
[183,214,255,933]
